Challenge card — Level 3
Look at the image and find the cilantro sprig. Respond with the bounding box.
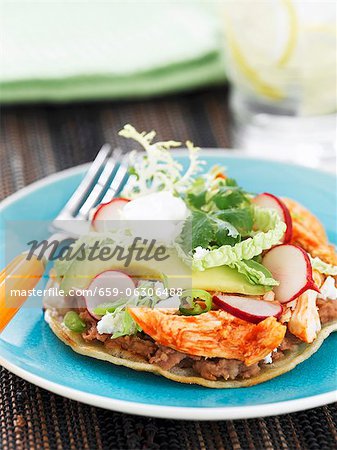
[182,175,254,252]
[179,210,241,255]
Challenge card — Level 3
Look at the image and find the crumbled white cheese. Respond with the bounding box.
[97,313,121,335]
[194,246,210,260]
[263,353,273,364]
[263,348,278,365]
[318,276,337,300]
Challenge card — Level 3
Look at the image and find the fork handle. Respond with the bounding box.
[0,254,46,332]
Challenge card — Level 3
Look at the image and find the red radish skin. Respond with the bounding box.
[213,294,283,324]
[262,244,319,304]
[84,270,135,319]
[92,198,130,232]
[253,192,293,243]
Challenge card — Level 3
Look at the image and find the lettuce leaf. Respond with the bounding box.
[192,208,286,271]
[250,205,281,233]
[310,256,337,276]
[229,260,279,286]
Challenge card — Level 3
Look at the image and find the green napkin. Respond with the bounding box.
[1,1,226,103]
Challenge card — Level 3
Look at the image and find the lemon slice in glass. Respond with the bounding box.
[222,0,298,101]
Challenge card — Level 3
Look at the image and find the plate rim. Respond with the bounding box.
[0,149,336,420]
[1,355,336,420]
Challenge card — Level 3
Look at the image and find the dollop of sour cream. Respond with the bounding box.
[122,191,188,221]
[121,191,188,244]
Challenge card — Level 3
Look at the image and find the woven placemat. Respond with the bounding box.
[1,367,336,450]
[1,88,336,450]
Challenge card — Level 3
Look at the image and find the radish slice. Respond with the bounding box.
[92,198,129,232]
[213,294,282,324]
[253,192,292,243]
[262,244,319,304]
[84,270,135,319]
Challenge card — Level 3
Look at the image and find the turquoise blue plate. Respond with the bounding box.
[0,151,336,419]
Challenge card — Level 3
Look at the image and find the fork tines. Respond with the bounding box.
[56,145,129,222]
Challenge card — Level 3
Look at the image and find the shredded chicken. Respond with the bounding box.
[288,272,322,343]
[128,308,286,366]
[283,198,337,265]
[288,290,321,343]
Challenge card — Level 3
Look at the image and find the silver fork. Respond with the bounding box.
[50,145,129,236]
[0,145,130,332]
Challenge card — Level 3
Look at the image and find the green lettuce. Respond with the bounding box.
[310,256,337,276]
[192,208,286,271]
[229,259,279,286]
[250,205,282,233]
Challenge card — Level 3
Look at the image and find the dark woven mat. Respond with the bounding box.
[1,87,336,450]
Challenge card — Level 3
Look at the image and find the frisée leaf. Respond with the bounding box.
[118,124,205,198]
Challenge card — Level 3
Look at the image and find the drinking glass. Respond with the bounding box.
[221,0,336,171]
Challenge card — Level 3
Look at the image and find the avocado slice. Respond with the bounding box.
[58,250,271,296]
[192,265,271,295]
